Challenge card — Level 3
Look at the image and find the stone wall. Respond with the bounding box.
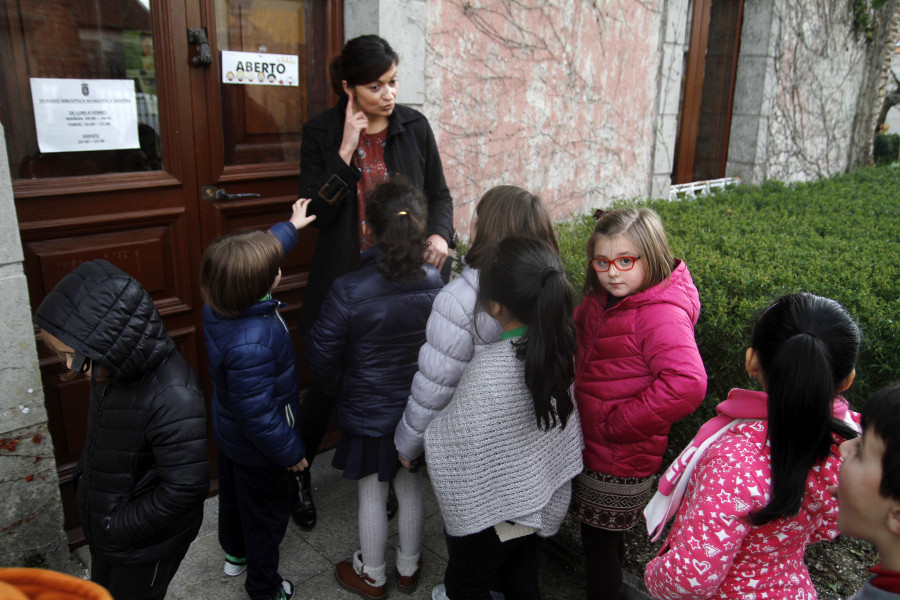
[728,0,898,183]
[345,0,427,109]
[0,123,70,570]
[424,0,666,234]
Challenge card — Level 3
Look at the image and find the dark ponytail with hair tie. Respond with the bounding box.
[477,237,576,431]
[541,267,558,287]
[749,293,861,525]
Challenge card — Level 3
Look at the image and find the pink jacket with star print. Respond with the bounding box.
[574,259,707,477]
[644,390,856,600]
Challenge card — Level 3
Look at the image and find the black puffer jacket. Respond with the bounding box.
[34,260,209,564]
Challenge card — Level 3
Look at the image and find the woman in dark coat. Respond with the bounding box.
[33,260,208,600]
[293,34,454,529]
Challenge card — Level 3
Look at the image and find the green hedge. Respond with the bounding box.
[555,167,900,450]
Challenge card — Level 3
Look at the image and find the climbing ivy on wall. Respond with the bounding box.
[855,0,891,40]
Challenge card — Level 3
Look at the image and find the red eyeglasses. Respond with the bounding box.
[590,256,641,273]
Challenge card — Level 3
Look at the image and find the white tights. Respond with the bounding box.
[357,467,423,569]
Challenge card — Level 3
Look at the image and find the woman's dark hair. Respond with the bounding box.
[329,35,399,97]
[365,179,428,283]
[477,236,576,431]
[465,185,558,270]
[750,292,861,525]
[200,230,283,318]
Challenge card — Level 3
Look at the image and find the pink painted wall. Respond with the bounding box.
[424,0,664,237]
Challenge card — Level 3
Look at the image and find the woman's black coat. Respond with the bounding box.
[296,98,453,333]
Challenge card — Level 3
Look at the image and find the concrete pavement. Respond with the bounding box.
[72,448,643,599]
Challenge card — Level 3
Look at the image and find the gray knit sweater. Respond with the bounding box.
[424,339,584,538]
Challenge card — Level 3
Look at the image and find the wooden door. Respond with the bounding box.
[673,0,743,183]
[193,0,340,392]
[0,0,340,545]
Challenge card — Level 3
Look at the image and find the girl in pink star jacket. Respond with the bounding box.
[644,293,862,599]
[572,208,707,600]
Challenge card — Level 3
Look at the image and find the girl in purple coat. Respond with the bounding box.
[306,180,443,598]
[572,208,707,600]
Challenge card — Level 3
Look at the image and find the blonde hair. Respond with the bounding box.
[201,230,283,318]
[465,185,558,269]
[584,208,674,295]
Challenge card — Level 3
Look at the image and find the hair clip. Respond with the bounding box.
[397,210,408,216]
[593,209,608,220]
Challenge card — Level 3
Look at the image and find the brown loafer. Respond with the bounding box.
[335,559,386,599]
[396,558,422,594]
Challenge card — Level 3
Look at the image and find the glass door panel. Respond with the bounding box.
[0,0,164,179]
[215,0,307,165]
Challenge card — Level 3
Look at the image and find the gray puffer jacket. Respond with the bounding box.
[394,265,502,460]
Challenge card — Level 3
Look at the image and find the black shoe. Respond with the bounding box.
[290,470,316,530]
[386,484,398,521]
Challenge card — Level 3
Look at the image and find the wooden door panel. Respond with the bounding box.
[41,375,90,464]
[693,0,743,181]
[19,208,195,318]
[219,0,307,165]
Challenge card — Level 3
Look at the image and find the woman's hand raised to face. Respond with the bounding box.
[339,92,369,165]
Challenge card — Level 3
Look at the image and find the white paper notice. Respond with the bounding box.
[221,51,299,86]
[31,78,140,153]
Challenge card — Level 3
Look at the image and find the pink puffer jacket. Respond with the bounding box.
[574,260,707,477]
[644,410,850,599]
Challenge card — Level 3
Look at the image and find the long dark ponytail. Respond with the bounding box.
[750,293,861,525]
[477,236,576,430]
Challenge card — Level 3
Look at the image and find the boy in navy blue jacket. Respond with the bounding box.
[201,199,315,600]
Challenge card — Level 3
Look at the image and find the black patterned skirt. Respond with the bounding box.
[569,468,654,531]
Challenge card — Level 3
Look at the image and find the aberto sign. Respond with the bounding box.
[221,50,299,86]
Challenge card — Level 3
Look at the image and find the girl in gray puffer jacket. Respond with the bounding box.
[394,185,559,467]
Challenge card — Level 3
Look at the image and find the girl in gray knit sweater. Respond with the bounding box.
[426,236,584,600]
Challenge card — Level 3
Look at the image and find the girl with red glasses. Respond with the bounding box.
[572,207,707,600]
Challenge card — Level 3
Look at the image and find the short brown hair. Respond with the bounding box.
[200,230,283,318]
[584,208,674,295]
[465,185,558,270]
